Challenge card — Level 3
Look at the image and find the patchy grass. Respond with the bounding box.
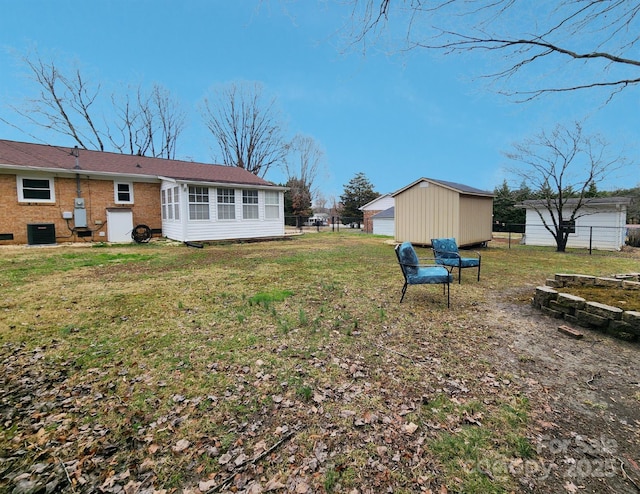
[555,285,640,311]
[1,235,639,493]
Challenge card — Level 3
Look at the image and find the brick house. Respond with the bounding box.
[359,194,394,234]
[0,139,286,245]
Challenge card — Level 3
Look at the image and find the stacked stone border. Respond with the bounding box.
[532,273,640,343]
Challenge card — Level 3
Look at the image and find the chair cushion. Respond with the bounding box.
[436,257,479,268]
[432,238,460,258]
[408,266,452,285]
[398,242,419,276]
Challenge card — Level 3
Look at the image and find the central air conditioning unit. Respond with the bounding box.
[27,223,56,245]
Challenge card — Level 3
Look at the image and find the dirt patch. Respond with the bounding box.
[483,288,640,493]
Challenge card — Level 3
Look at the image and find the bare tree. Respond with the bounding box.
[5,54,106,150]
[506,122,627,252]
[109,84,186,159]
[201,82,287,177]
[150,85,185,160]
[345,1,640,100]
[283,134,325,201]
[314,192,328,211]
[4,52,185,158]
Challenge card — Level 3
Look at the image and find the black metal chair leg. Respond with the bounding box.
[400,283,408,303]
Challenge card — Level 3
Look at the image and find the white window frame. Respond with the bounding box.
[217,188,236,220]
[172,186,180,220]
[242,190,259,220]
[265,191,280,220]
[162,186,181,221]
[17,176,55,203]
[161,189,167,220]
[114,181,134,204]
[189,186,210,221]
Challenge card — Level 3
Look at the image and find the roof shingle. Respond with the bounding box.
[0,139,276,187]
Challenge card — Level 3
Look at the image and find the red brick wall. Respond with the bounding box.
[0,174,161,245]
[362,210,380,234]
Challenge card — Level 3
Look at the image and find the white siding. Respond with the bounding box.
[373,218,395,236]
[161,182,285,242]
[524,206,627,250]
[361,194,394,211]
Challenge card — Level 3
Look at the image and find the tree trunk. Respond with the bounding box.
[555,232,568,252]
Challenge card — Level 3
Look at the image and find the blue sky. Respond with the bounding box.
[1,0,638,201]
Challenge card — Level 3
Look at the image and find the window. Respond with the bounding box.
[172,186,180,220]
[114,182,133,204]
[242,190,259,219]
[167,188,173,219]
[162,186,180,220]
[265,191,280,219]
[189,186,210,220]
[217,188,235,220]
[18,176,55,203]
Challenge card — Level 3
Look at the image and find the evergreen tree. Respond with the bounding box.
[284,177,312,227]
[584,181,599,198]
[340,172,379,226]
[492,180,525,231]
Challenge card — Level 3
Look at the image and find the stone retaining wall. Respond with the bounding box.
[532,273,640,343]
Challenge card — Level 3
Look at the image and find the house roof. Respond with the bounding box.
[372,206,394,219]
[0,139,281,188]
[392,177,494,198]
[518,197,632,208]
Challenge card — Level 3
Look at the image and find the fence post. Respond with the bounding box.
[589,226,593,255]
[508,231,512,249]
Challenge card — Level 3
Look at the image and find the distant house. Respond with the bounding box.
[0,139,286,245]
[360,193,394,233]
[306,213,329,226]
[392,178,494,246]
[518,197,631,251]
[372,207,395,236]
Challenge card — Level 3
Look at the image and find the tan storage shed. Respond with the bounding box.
[392,178,494,247]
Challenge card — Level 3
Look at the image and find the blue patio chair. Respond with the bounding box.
[395,241,453,307]
[431,237,481,284]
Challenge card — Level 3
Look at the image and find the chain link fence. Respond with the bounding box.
[493,223,635,253]
[284,216,364,232]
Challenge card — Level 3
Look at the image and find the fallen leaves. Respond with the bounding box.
[172,439,191,453]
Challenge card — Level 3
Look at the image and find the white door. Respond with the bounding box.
[107,209,133,243]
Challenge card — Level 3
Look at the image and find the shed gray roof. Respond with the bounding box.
[372,206,394,219]
[392,177,494,197]
[0,139,281,188]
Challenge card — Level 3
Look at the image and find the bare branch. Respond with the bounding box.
[505,121,629,251]
[282,134,325,199]
[344,0,640,100]
[201,82,287,177]
[8,51,185,158]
